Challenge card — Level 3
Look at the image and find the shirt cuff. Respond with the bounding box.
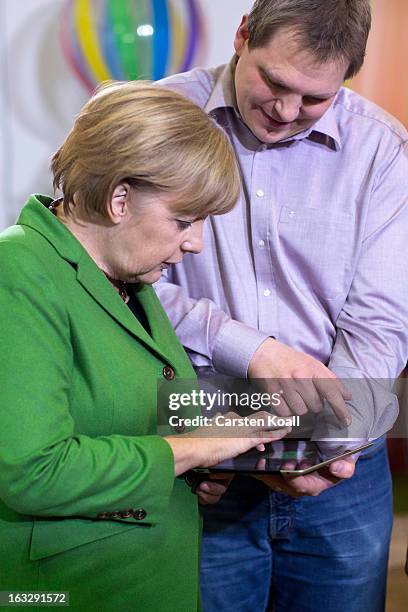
[212,319,269,378]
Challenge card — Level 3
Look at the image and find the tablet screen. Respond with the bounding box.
[210,439,318,474]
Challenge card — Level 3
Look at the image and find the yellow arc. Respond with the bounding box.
[74,0,111,83]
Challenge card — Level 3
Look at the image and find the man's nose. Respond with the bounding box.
[274,94,301,122]
[181,220,204,254]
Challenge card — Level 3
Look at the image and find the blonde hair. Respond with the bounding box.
[51,81,240,218]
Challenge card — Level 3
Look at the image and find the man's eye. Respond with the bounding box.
[303,96,327,105]
[176,219,193,231]
[260,72,280,90]
[265,79,283,92]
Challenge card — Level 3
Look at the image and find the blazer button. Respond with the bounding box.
[174,423,186,433]
[132,508,147,520]
[162,365,175,380]
[120,510,133,519]
[97,512,109,520]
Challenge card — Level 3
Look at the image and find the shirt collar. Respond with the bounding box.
[307,102,342,150]
[204,58,342,151]
[204,61,238,115]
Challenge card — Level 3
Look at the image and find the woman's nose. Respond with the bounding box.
[181,220,204,254]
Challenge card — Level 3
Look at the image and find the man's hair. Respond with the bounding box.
[247,0,371,79]
[51,81,240,218]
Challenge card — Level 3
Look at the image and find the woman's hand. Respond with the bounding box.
[164,411,290,476]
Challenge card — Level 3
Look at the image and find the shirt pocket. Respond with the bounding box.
[278,206,354,300]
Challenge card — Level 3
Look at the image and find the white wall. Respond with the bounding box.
[0,0,252,229]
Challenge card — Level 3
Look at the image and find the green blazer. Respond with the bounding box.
[0,195,200,611]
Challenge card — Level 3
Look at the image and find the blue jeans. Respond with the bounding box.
[200,439,392,612]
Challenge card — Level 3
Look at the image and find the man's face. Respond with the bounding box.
[233,20,348,144]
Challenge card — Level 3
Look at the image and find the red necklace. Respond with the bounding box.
[101,271,129,303]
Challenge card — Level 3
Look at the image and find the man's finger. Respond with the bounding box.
[291,379,324,413]
[270,395,292,417]
[197,493,223,505]
[279,383,308,416]
[255,380,293,416]
[252,474,303,497]
[314,379,352,426]
[329,457,356,479]
[197,481,229,494]
[206,473,234,483]
[282,472,334,496]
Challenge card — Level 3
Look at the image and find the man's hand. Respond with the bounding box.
[248,338,352,426]
[196,474,234,505]
[253,456,356,497]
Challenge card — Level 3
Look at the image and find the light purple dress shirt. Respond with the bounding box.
[156,62,408,437]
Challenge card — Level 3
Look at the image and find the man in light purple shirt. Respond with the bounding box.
[157,1,408,610]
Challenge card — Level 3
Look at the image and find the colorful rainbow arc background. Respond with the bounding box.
[60,0,206,92]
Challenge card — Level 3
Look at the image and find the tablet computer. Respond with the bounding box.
[207,440,373,476]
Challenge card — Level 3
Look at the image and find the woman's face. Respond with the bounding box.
[107,188,204,285]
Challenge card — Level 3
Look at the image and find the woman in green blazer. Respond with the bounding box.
[0,83,284,611]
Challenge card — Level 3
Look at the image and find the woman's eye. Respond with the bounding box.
[176,219,193,231]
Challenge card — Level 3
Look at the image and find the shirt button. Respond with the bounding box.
[263,289,271,297]
[256,190,265,198]
[162,365,175,380]
[258,239,265,248]
[289,210,296,217]
[132,509,147,520]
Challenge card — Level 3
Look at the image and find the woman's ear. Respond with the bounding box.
[107,183,130,223]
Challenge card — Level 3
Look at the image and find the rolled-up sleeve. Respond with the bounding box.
[156,279,268,377]
[328,142,408,437]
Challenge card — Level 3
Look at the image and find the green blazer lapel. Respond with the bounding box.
[136,284,195,375]
[76,254,178,365]
[18,195,175,365]
[136,283,173,345]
